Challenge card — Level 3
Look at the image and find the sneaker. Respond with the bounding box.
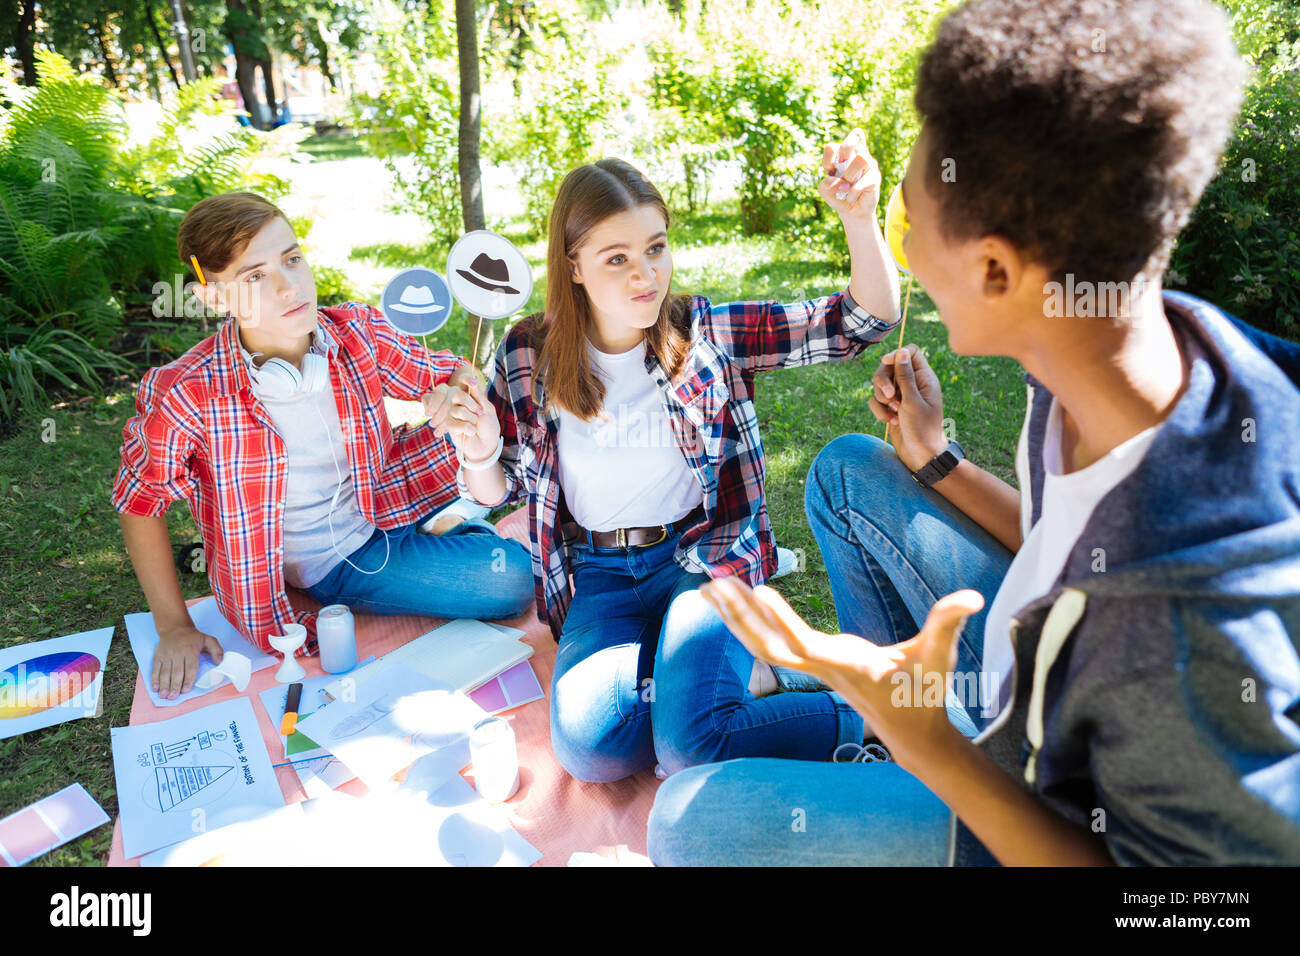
[419,498,491,534]
[748,659,782,698]
[771,665,830,693]
[832,741,892,764]
[772,546,799,579]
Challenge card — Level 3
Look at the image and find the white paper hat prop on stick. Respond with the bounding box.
[446,230,533,321]
[381,267,455,336]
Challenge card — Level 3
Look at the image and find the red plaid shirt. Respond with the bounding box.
[458,290,897,641]
[112,302,469,653]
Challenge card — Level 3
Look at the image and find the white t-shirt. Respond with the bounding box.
[981,397,1160,713]
[242,334,375,588]
[556,337,704,531]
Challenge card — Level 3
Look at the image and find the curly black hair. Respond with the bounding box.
[915,0,1247,286]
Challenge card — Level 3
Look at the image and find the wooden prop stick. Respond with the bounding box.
[883,273,914,446]
[422,333,434,394]
[470,313,484,376]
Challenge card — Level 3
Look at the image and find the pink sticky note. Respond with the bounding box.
[468,679,508,713]
[500,661,544,705]
[0,784,109,865]
[0,809,58,865]
[38,783,109,837]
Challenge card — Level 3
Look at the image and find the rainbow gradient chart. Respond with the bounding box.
[0,627,113,740]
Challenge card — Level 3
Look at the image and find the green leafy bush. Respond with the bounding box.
[486,56,626,236]
[312,263,363,305]
[352,5,464,245]
[0,50,298,419]
[1170,46,1300,338]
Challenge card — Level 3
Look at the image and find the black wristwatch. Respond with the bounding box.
[911,440,965,488]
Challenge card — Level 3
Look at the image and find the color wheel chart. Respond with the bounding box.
[0,627,113,740]
[0,651,101,718]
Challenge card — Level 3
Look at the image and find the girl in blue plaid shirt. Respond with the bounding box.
[439,138,902,782]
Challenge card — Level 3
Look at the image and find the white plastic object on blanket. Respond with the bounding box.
[194,650,253,692]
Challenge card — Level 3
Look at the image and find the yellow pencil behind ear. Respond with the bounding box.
[190,255,207,286]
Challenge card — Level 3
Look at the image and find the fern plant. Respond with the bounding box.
[0,49,303,420]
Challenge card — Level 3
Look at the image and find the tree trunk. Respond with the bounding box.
[14,0,36,85]
[144,0,182,88]
[234,52,261,125]
[224,0,268,127]
[246,0,278,124]
[456,0,494,367]
[168,0,198,81]
[259,57,278,124]
[313,22,335,89]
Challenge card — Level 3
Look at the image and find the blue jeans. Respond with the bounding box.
[304,504,534,621]
[647,433,1014,864]
[550,523,864,783]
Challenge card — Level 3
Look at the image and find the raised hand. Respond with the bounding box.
[819,127,882,221]
[699,575,983,771]
[422,380,478,440]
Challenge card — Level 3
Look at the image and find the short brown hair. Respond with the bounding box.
[914,0,1246,285]
[532,158,693,419]
[177,191,289,281]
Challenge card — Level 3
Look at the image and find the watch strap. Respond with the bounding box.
[911,440,964,488]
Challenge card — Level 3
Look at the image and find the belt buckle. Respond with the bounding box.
[643,525,668,548]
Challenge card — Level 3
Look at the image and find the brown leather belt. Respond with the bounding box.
[562,504,705,551]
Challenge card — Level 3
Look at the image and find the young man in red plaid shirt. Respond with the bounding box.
[112,192,533,699]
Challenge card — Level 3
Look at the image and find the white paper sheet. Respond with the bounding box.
[294,669,485,790]
[141,777,541,866]
[0,626,113,740]
[124,597,277,708]
[110,696,285,859]
[292,755,356,798]
[255,660,374,763]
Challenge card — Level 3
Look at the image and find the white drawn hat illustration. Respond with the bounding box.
[389,284,447,315]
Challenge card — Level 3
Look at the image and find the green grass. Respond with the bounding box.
[0,196,1027,864]
[297,129,368,163]
[0,394,208,865]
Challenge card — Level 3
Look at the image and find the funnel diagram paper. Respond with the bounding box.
[150,765,235,812]
[111,696,284,859]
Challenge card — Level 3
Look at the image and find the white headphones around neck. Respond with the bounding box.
[245,345,392,577]
[248,350,329,400]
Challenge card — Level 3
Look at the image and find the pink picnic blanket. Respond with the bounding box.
[106,507,659,866]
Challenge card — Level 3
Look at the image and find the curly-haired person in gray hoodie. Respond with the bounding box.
[648,0,1300,866]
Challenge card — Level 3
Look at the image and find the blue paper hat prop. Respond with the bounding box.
[381,267,454,336]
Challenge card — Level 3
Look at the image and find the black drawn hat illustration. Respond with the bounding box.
[456,252,519,295]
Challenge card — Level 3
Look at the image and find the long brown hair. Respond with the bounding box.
[531,158,693,420]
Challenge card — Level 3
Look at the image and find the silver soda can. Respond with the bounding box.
[469,716,520,803]
[317,604,358,674]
